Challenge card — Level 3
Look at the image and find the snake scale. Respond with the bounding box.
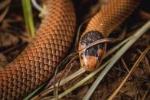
[0,0,139,99]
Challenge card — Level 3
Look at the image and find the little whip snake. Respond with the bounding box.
[0,0,139,99]
[79,0,139,71]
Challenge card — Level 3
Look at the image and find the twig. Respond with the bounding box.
[121,59,129,72]
[108,46,150,100]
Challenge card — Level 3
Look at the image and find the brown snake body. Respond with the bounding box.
[0,0,140,99]
[0,0,76,99]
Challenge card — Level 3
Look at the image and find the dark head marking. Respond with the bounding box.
[79,31,106,71]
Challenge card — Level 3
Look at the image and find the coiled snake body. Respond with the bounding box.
[0,0,76,99]
[0,0,139,99]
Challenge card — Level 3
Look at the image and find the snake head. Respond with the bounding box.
[78,31,106,71]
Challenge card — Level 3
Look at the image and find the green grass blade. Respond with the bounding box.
[22,0,35,37]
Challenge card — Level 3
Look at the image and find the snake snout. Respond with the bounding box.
[79,31,105,71]
[79,48,105,71]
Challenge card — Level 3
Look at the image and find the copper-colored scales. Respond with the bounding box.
[0,0,139,99]
[0,0,76,99]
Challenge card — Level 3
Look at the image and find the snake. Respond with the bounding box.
[79,0,140,71]
[0,0,139,99]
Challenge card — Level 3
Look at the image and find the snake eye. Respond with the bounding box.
[97,48,105,60]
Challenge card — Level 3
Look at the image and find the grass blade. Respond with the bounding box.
[22,0,35,37]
